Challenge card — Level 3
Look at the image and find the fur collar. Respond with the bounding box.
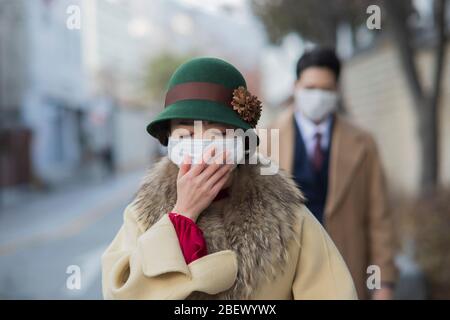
[132,156,304,299]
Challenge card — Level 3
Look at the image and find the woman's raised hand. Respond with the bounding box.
[172,147,233,222]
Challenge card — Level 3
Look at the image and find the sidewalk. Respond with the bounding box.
[0,168,145,255]
[0,167,148,299]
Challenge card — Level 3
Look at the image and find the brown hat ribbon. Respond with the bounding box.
[164,82,233,107]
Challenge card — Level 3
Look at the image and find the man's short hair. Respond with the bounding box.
[296,47,341,81]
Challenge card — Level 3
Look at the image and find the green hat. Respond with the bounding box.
[146,57,261,145]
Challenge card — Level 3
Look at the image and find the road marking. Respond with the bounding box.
[0,192,129,256]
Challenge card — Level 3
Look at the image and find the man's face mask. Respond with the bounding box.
[294,88,339,122]
[167,136,245,168]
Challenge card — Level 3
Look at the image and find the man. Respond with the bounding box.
[261,48,396,299]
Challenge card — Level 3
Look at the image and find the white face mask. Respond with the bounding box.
[294,88,339,122]
[167,136,245,168]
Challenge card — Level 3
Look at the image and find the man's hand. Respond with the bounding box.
[372,287,394,300]
[172,147,233,222]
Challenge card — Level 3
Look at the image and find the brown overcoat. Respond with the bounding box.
[260,107,397,299]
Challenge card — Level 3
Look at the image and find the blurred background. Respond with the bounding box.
[0,0,449,299]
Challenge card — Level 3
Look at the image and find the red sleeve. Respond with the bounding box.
[168,212,208,264]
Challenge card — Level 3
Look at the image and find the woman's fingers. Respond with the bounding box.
[205,160,233,189]
[197,150,228,182]
[178,154,192,179]
[210,170,232,195]
[189,145,215,176]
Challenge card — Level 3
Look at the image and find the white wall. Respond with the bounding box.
[113,108,159,172]
[342,41,450,196]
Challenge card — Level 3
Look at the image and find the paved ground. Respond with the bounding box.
[0,169,145,299]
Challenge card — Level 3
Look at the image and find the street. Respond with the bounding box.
[0,169,145,299]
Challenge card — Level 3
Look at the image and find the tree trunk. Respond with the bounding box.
[420,0,447,192]
[418,99,439,193]
[384,0,447,193]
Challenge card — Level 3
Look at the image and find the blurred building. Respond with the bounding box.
[1,0,269,188]
[0,0,86,186]
[81,0,152,99]
[80,0,162,172]
[79,0,266,171]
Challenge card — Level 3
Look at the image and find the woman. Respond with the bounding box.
[101,57,357,299]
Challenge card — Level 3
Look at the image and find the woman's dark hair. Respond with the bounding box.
[296,47,341,81]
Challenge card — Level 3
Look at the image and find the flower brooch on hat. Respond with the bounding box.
[231,86,262,128]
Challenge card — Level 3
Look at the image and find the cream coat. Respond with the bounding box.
[102,157,357,300]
